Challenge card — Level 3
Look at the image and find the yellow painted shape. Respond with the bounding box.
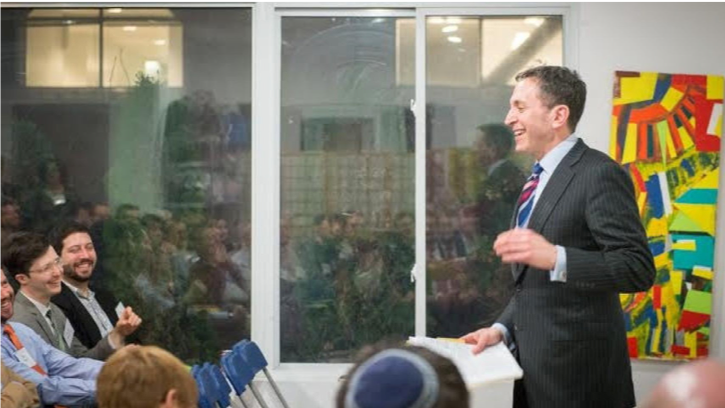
[646,216,667,237]
[614,72,658,105]
[672,239,696,251]
[654,252,670,269]
[694,170,719,189]
[671,270,683,295]
[622,123,638,164]
[638,193,648,216]
[661,86,684,112]
[610,115,619,158]
[673,203,716,235]
[707,75,724,100]
[693,266,714,280]
[685,331,698,358]
[678,125,694,150]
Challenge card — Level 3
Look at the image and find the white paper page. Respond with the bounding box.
[408,336,523,387]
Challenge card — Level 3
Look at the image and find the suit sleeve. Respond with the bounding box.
[69,331,114,361]
[565,161,655,293]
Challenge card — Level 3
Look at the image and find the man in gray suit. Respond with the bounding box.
[2,232,141,361]
[462,66,655,408]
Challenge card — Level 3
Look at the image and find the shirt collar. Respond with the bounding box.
[63,280,93,299]
[19,290,52,316]
[538,133,579,175]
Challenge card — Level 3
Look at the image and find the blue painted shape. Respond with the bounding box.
[672,234,714,269]
[676,189,717,205]
[645,174,664,218]
[649,241,665,256]
[681,159,695,177]
[653,75,671,102]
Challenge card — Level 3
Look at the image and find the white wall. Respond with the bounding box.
[576,2,725,403]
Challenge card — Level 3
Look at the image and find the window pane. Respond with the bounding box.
[26,23,100,87]
[280,16,415,363]
[103,23,183,87]
[1,7,252,364]
[425,15,562,338]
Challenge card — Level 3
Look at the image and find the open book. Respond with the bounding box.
[407,336,523,387]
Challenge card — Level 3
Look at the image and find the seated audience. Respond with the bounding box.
[97,345,197,408]
[50,221,142,349]
[336,345,469,408]
[642,359,725,408]
[2,267,102,406]
[1,361,39,408]
[2,232,141,360]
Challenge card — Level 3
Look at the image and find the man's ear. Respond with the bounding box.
[550,105,570,130]
[14,273,29,286]
[160,389,178,408]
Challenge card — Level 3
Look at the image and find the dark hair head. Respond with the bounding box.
[336,344,469,408]
[1,232,52,279]
[515,65,586,132]
[476,123,515,158]
[49,220,91,254]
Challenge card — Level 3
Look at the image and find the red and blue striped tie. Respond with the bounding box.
[516,163,543,227]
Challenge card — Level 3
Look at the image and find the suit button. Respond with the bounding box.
[515,286,522,293]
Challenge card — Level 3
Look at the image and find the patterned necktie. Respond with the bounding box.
[516,163,544,227]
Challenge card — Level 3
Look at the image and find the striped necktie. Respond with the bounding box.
[516,163,544,227]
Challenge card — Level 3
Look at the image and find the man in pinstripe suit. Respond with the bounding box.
[462,66,655,408]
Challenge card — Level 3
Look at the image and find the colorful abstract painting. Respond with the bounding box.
[610,71,723,360]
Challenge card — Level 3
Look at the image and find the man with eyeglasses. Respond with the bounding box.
[2,266,102,406]
[2,232,140,361]
[49,221,142,350]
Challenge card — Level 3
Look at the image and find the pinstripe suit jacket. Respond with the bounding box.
[497,139,655,408]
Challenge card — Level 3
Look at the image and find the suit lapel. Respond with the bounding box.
[16,292,56,346]
[512,139,588,282]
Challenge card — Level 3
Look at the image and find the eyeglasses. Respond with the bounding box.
[28,258,63,275]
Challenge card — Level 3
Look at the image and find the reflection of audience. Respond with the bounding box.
[186,225,249,349]
[1,197,22,246]
[428,124,526,337]
[473,123,526,234]
[21,160,78,233]
[97,345,198,408]
[336,344,469,408]
[642,359,725,408]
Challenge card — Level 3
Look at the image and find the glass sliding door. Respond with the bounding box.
[278,11,416,363]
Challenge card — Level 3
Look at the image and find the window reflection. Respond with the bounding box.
[2,7,252,364]
[425,15,562,338]
[280,16,416,363]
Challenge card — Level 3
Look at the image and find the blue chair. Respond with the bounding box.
[221,350,269,408]
[234,341,291,408]
[208,363,246,408]
[191,364,215,408]
[203,363,232,408]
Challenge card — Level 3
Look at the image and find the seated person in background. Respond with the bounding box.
[2,232,141,360]
[50,221,142,350]
[2,267,102,406]
[1,361,39,408]
[97,345,197,408]
[336,345,469,408]
[642,359,725,408]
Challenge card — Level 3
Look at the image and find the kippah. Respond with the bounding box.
[345,349,439,408]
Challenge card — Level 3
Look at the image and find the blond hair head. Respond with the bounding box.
[97,346,198,408]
